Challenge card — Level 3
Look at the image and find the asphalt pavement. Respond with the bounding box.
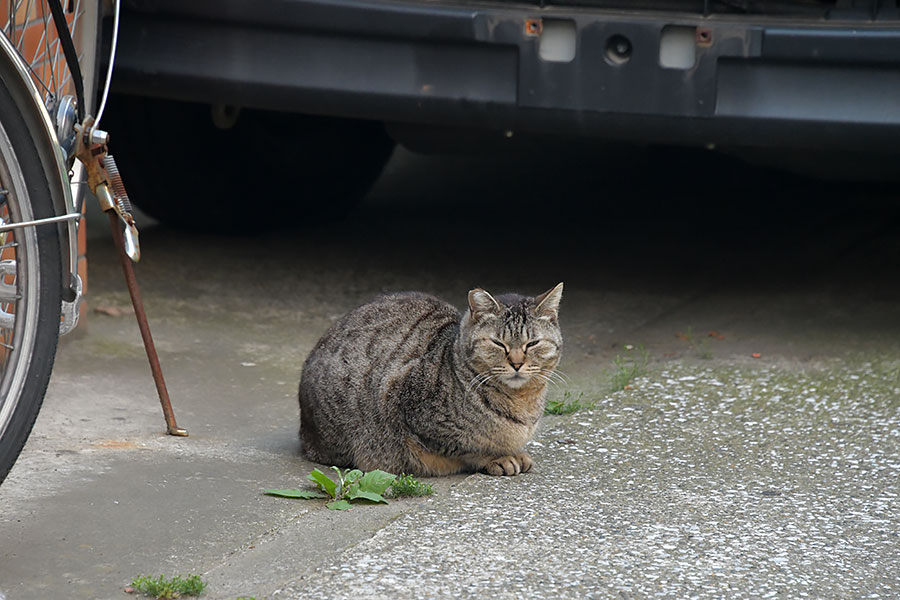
[1,145,898,599]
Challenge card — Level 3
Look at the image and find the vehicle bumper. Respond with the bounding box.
[112,0,900,151]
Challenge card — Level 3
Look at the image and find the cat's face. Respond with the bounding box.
[462,283,564,390]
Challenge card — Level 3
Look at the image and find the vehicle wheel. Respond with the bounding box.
[102,95,396,231]
[0,82,63,484]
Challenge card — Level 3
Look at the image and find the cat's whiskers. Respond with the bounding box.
[465,371,493,392]
[544,367,570,384]
[531,372,563,391]
[537,368,568,386]
[465,370,504,397]
[471,373,502,396]
[532,368,569,392]
[544,371,570,385]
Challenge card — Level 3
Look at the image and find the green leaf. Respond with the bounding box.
[357,470,396,495]
[326,500,353,510]
[349,490,388,504]
[264,488,328,499]
[330,466,344,478]
[344,469,364,484]
[307,469,337,498]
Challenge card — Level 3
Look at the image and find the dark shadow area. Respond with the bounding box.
[86,143,900,355]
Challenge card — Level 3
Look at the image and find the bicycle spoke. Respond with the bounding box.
[30,12,48,66]
[15,0,33,54]
[56,49,81,97]
[23,58,52,97]
[10,0,24,45]
[32,1,50,68]
[48,24,59,98]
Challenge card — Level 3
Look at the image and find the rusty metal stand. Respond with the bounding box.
[107,212,187,437]
[76,118,187,437]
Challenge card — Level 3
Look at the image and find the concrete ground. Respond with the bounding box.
[1,145,898,599]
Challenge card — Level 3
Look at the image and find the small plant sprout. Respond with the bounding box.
[128,574,206,599]
[265,468,433,509]
[609,346,649,392]
[545,390,596,415]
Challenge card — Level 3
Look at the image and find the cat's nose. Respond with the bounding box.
[509,361,524,371]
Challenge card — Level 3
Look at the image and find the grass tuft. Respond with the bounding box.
[545,390,596,415]
[609,347,649,392]
[387,473,434,498]
[129,574,206,599]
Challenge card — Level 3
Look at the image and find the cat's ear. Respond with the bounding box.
[468,288,501,320]
[534,282,564,320]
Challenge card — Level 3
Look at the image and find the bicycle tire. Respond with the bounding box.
[0,1,102,484]
[0,75,63,485]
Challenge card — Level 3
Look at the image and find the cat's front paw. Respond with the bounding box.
[483,452,533,476]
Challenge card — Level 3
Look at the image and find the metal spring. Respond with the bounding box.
[102,154,133,214]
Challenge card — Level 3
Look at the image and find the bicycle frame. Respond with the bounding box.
[0,29,83,334]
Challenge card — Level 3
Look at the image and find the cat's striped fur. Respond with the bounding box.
[298,284,563,476]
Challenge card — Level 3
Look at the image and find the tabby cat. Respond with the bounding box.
[298,283,563,476]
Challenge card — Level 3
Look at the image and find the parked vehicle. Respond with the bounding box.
[106,0,900,230]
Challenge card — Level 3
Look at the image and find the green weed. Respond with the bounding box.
[545,390,596,415]
[609,346,650,391]
[387,473,434,498]
[129,574,206,599]
[265,468,433,509]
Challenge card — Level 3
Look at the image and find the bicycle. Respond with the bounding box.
[0,0,184,484]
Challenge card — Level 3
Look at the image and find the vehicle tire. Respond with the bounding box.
[102,95,396,231]
[0,81,63,485]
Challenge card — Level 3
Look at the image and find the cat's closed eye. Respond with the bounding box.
[489,339,508,351]
[525,339,558,358]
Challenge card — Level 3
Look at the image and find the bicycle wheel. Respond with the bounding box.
[0,78,62,484]
[0,1,102,483]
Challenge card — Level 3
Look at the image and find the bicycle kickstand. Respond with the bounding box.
[75,120,188,437]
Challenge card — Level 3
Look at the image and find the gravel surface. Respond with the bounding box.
[281,360,900,599]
